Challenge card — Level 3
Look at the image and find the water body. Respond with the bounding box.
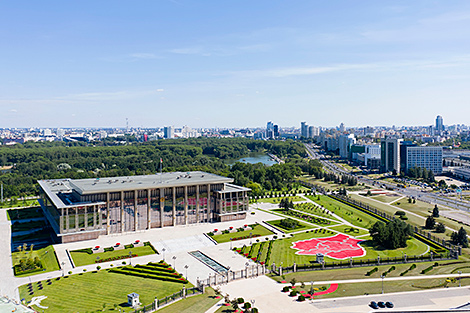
[226,153,277,166]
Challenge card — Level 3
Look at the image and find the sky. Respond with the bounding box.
[1,0,470,129]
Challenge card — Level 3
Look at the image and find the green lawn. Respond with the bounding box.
[20,270,186,312]
[371,194,403,203]
[328,224,370,237]
[257,196,305,204]
[1,199,39,209]
[210,224,274,243]
[248,230,429,267]
[306,195,378,229]
[12,245,60,277]
[157,288,219,313]
[70,245,157,267]
[291,202,340,221]
[266,219,316,233]
[270,259,470,283]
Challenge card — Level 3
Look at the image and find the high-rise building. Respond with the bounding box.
[339,134,356,159]
[164,126,174,139]
[405,146,443,174]
[300,121,308,138]
[266,121,275,139]
[308,126,319,138]
[273,125,279,137]
[339,123,345,132]
[381,138,402,173]
[436,115,444,133]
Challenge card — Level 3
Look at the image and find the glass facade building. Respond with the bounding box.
[38,172,250,243]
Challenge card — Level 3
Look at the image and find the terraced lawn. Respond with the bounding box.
[209,224,274,243]
[70,244,157,266]
[266,219,317,233]
[257,196,305,204]
[20,270,184,312]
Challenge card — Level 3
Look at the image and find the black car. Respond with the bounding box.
[378,301,385,308]
[386,301,394,308]
[370,301,379,309]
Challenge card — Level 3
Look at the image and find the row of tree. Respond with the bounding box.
[323,173,357,186]
[406,166,435,183]
[369,219,413,249]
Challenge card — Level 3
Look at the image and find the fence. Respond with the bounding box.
[270,253,451,275]
[198,263,269,287]
[129,286,203,313]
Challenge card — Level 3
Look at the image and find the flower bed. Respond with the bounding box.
[95,254,137,263]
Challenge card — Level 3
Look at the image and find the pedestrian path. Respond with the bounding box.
[0,209,18,300]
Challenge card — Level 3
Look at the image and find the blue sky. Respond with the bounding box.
[1,1,470,128]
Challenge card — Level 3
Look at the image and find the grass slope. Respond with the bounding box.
[12,245,60,277]
[70,245,156,267]
[210,224,274,243]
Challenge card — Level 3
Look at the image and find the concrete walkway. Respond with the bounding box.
[0,209,18,300]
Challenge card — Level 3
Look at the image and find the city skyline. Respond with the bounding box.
[1,1,470,128]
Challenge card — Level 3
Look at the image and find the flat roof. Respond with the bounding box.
[39,171,233,196]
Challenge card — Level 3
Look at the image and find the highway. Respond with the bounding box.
[304,143,470,212]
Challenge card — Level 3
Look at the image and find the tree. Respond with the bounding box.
[432,205,439,218]
[451,227,469,248]
[425,216,436,229]
[369,219,412,249]
[435,223,446,233]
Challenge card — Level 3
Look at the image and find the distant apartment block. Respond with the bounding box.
[405,146,443,174]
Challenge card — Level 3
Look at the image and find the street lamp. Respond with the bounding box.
[250,299,255,308]
[172,256,177,269]
[459,271,462,287]
[184,265,189,279]
[129,251,132,265]
[61,261,65,277]
[162,248,166,261]
[381,274,384,294]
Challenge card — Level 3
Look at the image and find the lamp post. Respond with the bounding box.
[245,262,249,278]
[162,248,166,261]
[459,271,462,287]
[184,265,189,279]
[61,261,65,277]
[250,299,255,309]
[172,256,177,269]
[129,250,132,265]
[381,274,384,294]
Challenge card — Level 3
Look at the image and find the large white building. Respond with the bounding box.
[338,134,356,159]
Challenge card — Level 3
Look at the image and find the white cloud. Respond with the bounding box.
[156,89,164,92]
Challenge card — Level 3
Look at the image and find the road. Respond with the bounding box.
[304,143,470,213]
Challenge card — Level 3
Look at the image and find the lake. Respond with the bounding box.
[226,153,277,166]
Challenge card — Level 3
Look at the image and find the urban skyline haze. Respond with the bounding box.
[1,1,470,128]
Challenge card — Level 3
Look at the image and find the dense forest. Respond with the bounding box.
[0,138,311,198]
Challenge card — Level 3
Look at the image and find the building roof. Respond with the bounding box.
[39,171,233,196]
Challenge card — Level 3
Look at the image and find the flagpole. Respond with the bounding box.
[160,158,163,184]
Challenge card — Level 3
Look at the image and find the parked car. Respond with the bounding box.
[378,301,385,308]
[385,301,394,308]
[370,301,378,309]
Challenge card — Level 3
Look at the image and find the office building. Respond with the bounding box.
[164,126,174,139]
[339,134,356,159]
[436,115,444,133]
[300,121,308,138]
[308,126,319,138]
[381,138,402,173]
[38,171,250,243]
[405,146,443,174]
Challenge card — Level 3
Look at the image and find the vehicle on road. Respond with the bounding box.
[378,301,385,308]
[385,301,394,308]
[370,301,378,309]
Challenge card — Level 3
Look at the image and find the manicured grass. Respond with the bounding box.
[12,245,60,277]
[328,224,370,236]
[210,224,274,243]
[307,195,378,229]
[157,287,220,313]
[257,196,305,204]
[371,194,403,203]
[272,209,339,227]
[291,202,340,221]
[270,259,469,283]
[20,270,186,312]
[1,199,39,209]
[266,219,316,233]
[70,245,157,266]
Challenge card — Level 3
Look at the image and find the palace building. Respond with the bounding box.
[38,171,250,243]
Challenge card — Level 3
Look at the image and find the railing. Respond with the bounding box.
[130,286,203,313]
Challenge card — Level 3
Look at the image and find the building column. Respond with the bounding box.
[84,207,88,229]
[93,205,97,229]
[134,190,138,231]
[98,205,103,231]
[66,208,69,232]
[147,189,151,229]
[184,186,188,225]
[160,188,164,228]
[196,185,200,223]
[207,184,211,222]
[60,208,64,233]
[121,191,124,233]
[106,192,110,235]
[172,187,176,226]
[75,208,79,231]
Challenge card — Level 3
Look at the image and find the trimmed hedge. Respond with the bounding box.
[365,267,378,276]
